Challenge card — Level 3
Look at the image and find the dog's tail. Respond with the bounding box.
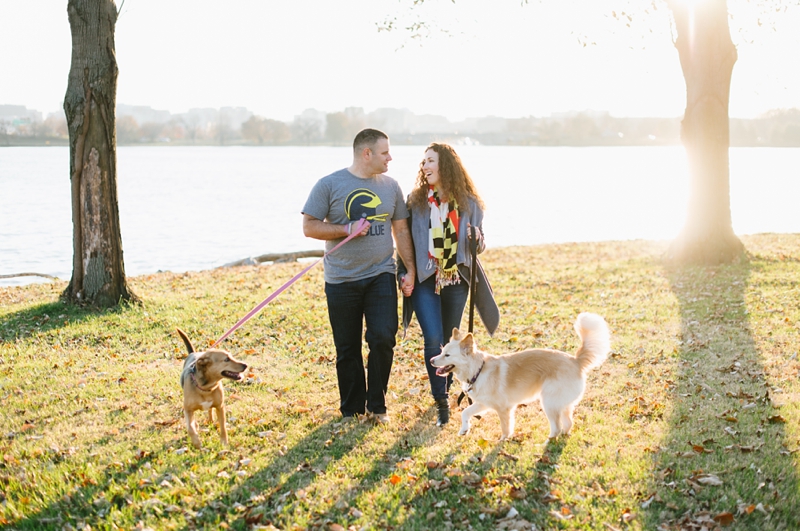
[574,312,611,373]
[176,328,195,354]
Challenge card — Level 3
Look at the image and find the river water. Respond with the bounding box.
[1,145,798,286]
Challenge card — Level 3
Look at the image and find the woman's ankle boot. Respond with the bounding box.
[435,397,450,426]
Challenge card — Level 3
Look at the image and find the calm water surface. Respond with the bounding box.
[1,145,798,286]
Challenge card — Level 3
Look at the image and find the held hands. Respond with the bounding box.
[400,273,414,297]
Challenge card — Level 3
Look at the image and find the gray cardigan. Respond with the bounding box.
[399,196,500,336]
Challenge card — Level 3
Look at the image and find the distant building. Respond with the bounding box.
[367,108,414,134]
[116,104,172,124]
[0,105,42,121]
[218,107,253,131]
[0,105,43,133]
[407,113,453,135]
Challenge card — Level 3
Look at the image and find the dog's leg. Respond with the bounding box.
[185,409,202,449]
[559,404,575,436]
[541,402,563,439]
[208,408,214,425]
[217,406,228,446]
[459,402,490,436]
[497,406,517,440]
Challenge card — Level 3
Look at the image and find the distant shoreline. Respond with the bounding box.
[4,136,800,148]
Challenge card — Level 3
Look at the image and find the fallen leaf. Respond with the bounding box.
[738,504,756,515]
[499,450,519,461]
[621,508,635,523]
[510,486,527,499]
[713,512,735,526]
[542,492,560,503]
[694,474,723,486]
[640,494,656,508]
[395,460,414,470]
[549,509,572,521]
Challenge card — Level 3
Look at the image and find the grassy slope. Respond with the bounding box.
[0,234,798,530]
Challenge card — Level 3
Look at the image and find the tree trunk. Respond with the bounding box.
[667,0,744,265]
[63,0,137,306]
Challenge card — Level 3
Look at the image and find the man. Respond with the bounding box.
[302,128,415,423]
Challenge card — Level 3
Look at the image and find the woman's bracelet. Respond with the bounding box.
[347,222,352,235]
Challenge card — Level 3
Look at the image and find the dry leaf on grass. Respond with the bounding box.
[621,508,635,523]
[693,474,723,486]
[713,512,735,526]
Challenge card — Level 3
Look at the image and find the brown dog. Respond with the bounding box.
[177,329,248,448]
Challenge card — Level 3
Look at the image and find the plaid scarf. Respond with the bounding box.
[428,186,460,294]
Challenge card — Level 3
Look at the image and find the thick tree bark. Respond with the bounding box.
[63,0,136,306]
[667,0,744,265]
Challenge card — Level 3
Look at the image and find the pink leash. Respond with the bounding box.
[211,218,367,347]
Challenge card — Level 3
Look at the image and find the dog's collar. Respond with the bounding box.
[190,364,219,393]
[465,361,485,392]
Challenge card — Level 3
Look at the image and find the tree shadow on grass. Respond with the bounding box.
[3,436,192,530]
[323,405,568,530]
[188,402,570,530]
[0,301,124,342]
[194,408,443,530]
[378,414,569,530]
[643,258,800,530]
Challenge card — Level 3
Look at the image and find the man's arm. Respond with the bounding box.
[392,218,416,297]
[303,213,370,241]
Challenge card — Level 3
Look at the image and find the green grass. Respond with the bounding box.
[1,234,799,530]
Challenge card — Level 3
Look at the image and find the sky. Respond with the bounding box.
[1,0,800,122]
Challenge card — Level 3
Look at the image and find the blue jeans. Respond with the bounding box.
[410,274,469,400]
[325,272,397,416]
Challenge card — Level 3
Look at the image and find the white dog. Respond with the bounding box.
[430,312,610,440]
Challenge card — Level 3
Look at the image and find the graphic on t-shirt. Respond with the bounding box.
[345,188,389,223]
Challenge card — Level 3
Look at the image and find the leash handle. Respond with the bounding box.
[459,224,480,410]
[467,224,478,334]
[212,218,367,347]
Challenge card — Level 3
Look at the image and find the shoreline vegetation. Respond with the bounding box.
[4,133,800,148]
[3,105,800,148]
[1,235,798,530]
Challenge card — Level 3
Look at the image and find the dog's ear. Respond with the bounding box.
[176,328,195,354]
[460,333,474,353]
[195,353,211,369]
[452,328,462,341]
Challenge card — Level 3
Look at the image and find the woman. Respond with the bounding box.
[399,143,499,426]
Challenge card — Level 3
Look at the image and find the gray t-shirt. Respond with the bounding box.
[302,168,409,284]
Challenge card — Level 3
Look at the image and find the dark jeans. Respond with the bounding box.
[325,272,397,416]
[410,274,470,400]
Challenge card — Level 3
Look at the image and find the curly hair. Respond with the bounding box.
[408,143,485,214]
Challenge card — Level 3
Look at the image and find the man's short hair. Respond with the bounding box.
[353,128,388,153]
